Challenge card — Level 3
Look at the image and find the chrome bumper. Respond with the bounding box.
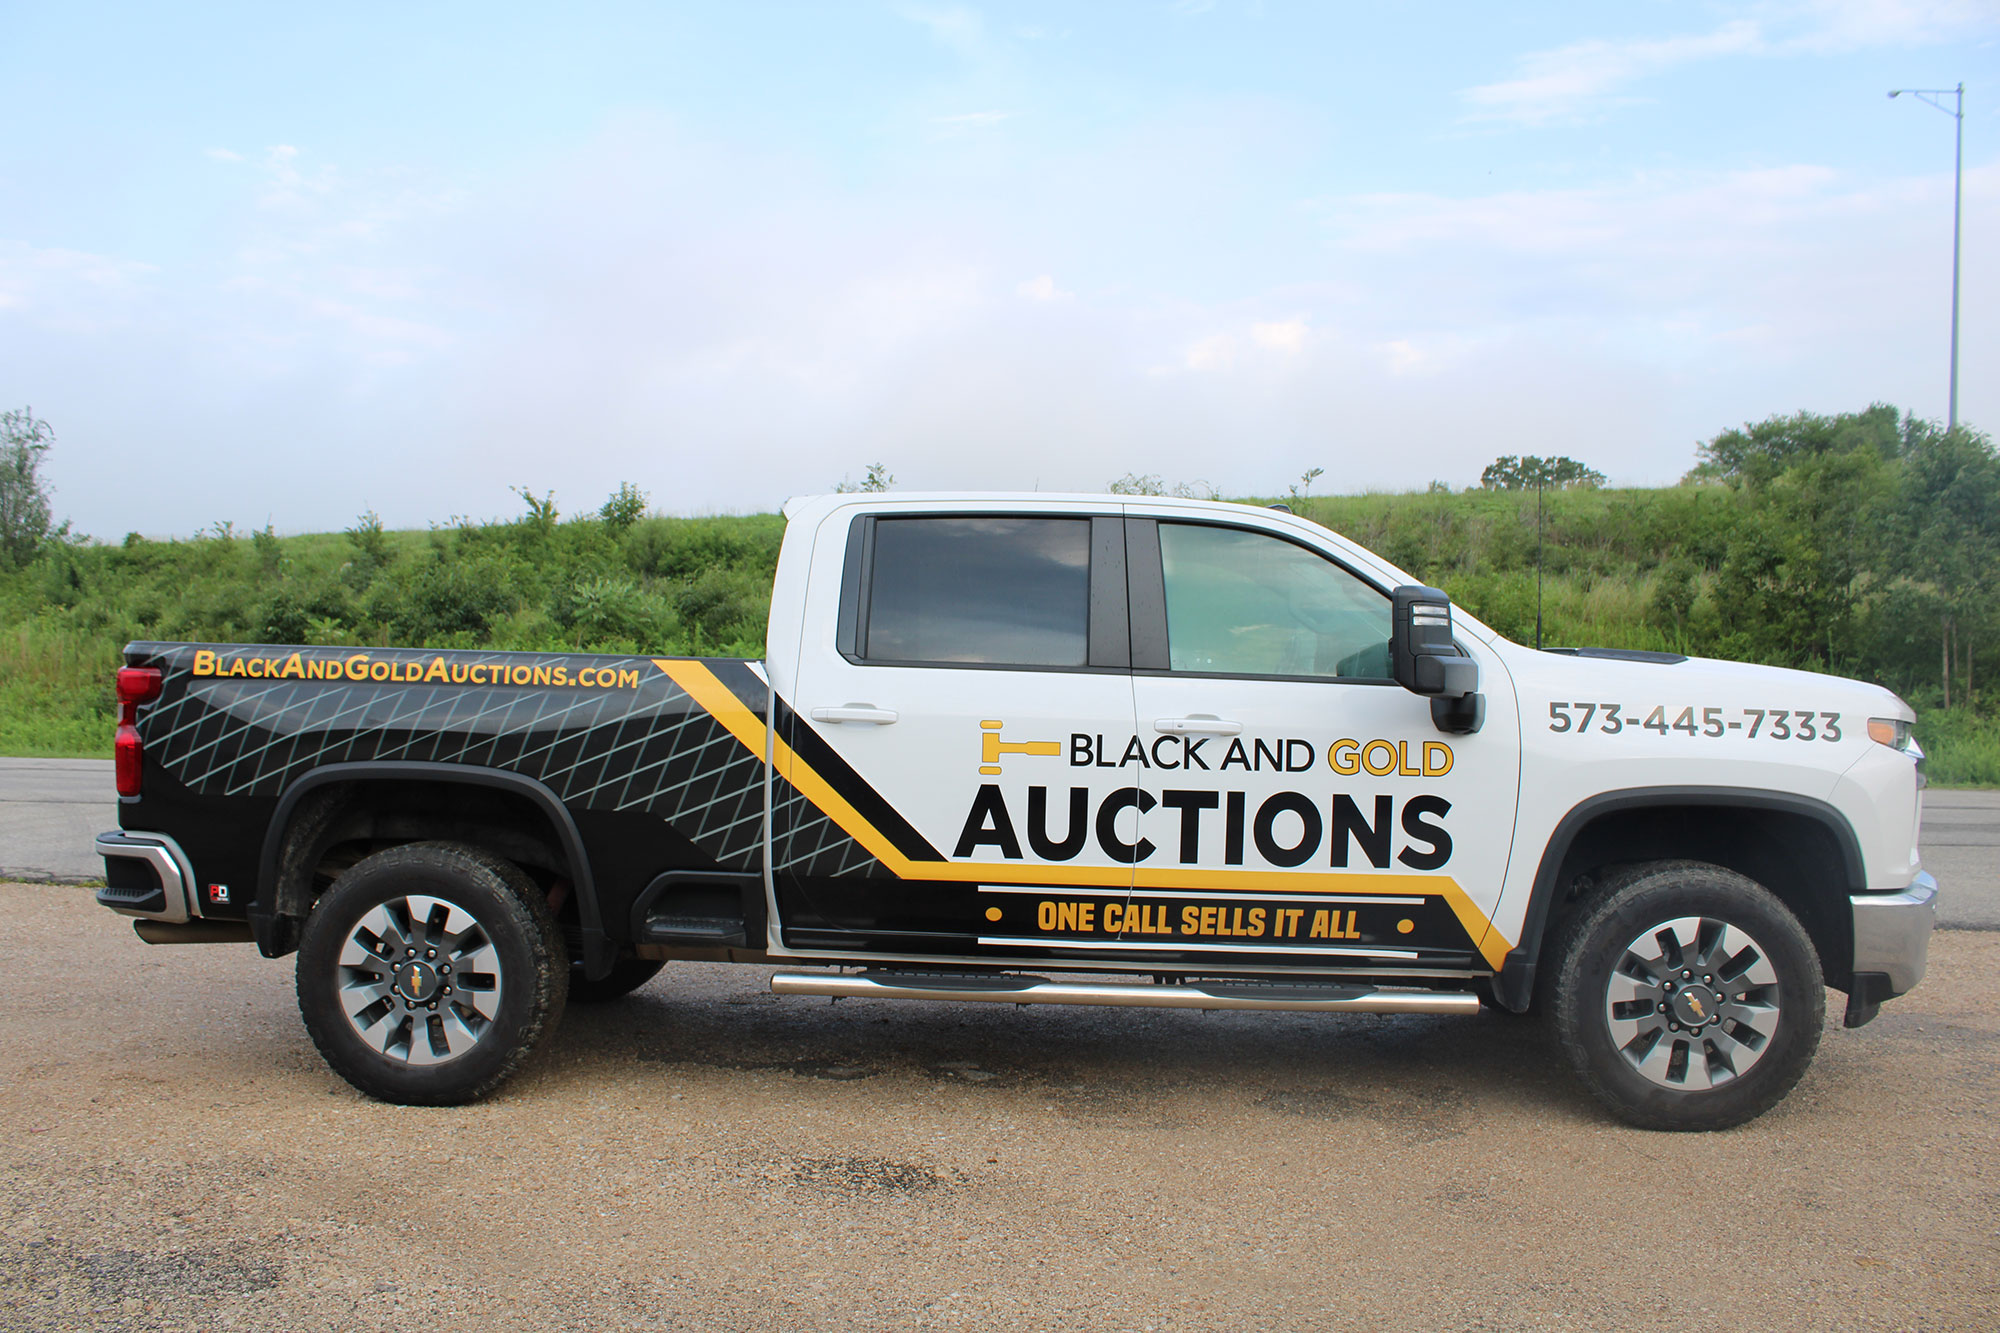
[94,831,198,923]
[1850,871,1937,997]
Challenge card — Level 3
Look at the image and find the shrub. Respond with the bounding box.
[369,553,523,644]
[598,482,649,531]
[673,566,768,648]
[548,574,676,649]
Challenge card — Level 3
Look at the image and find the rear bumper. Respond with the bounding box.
[1850,871,1937,997]
[95,831,197,923]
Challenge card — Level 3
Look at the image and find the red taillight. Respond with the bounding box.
[117,667,163,707]
[113,666,162,797]
[115,724,144,796]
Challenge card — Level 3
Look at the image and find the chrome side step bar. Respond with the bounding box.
[770,970,1481,1015]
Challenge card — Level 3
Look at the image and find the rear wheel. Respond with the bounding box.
[296,841,567,1105]
[1552,861,1822,1131]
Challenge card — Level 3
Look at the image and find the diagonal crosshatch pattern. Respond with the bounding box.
[135,647,882,878]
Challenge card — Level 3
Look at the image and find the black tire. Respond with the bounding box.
[296,841,568,1105]
[1551,860,1823,1132]
[568,958,665,1004]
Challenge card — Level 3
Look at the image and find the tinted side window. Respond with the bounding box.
[865,518,1091,667]
[1159,523,1391,679]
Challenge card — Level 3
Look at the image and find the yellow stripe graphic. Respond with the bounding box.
[653,660,1512,970]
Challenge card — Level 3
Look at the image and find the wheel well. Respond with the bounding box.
[265,780,577,954]
[1533,802,1858,993]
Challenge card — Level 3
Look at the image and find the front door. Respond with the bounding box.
[1124,517,1520,976]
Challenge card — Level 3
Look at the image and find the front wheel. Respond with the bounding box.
[1551,861,1823,1131]
[296,842,567,1105]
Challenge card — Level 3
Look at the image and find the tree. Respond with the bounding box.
[1684,404,1901,485]
[1107,472,1167,495]
[0,406,55,567]
[1106,473,1221,499]
[1480,455,1604,490]
[835,463,895,493]
[1692,407,1904,672]
[1711,442,1895,670]
[1893,421,2000,707]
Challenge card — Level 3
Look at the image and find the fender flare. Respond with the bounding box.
[1492,785,1865,1010]
[253,761,611,979]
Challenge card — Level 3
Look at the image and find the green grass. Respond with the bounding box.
[1914,709,2000,789]
[0,623,122,758]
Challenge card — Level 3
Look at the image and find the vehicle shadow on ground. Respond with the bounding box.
[549,965,1594,1132]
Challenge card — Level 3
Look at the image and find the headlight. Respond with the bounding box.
[1867,717,1913,751]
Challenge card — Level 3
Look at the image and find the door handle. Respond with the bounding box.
[1154,716,1242,736]
[810,705,900,725]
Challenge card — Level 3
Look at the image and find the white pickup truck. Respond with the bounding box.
[95,492,1936,1129]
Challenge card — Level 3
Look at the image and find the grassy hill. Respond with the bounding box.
[2,487,1994,784]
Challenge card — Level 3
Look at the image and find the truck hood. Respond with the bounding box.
[1502,644,1912,722]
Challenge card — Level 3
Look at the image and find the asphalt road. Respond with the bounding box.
[2,883,1997,1331]
[8,758,1995,925]
[1919,789,2000,929]
[0,759,115,883]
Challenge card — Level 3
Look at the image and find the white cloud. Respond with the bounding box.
[1329,165,1855,267]
[1780,0,1996,51]
[933,110,1015,131]
[1183,332,1236,372]
[0,240,155,326]
[1252,317,1308,354]
[1462,21,1764,126]
[1463,2,1996,127]
[1381,340,1428,376]
[301,296,456,361]
[1177,317,1309,373]
[250,144,343,212]
[1016,274,1069,301]
[204,147,243,163]
[13,110,1996,537]
[901,5,989,59]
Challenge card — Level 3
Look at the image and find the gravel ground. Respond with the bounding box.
[3,882,1996,1332]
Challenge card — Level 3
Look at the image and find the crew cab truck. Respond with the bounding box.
[95,493,1936,1130]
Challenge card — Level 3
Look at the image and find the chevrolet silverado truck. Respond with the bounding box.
[94,492,1936,1129]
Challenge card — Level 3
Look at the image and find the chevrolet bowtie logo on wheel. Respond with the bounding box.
[977,720,1061,775]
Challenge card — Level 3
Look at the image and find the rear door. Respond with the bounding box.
[775,502,1140,961]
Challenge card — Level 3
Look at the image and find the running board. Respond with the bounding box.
[769,970,1481,1015]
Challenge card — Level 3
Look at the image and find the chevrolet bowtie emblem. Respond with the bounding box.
[978,720,1061,775]
[1688,995,1706,1019]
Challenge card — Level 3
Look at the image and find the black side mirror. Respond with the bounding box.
[1390,586,1483,734]
[1391,586,1474,695]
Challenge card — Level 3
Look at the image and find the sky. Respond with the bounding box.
[3,1,1995,538]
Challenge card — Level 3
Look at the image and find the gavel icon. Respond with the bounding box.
[979,720,1062,775]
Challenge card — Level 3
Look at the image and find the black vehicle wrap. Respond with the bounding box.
[136,646,761,860]
[121,640,1488,971]
[127,640,880,849]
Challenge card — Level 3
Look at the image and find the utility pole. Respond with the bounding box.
[1535,471,1545,651]
[1889,83,1965,430]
